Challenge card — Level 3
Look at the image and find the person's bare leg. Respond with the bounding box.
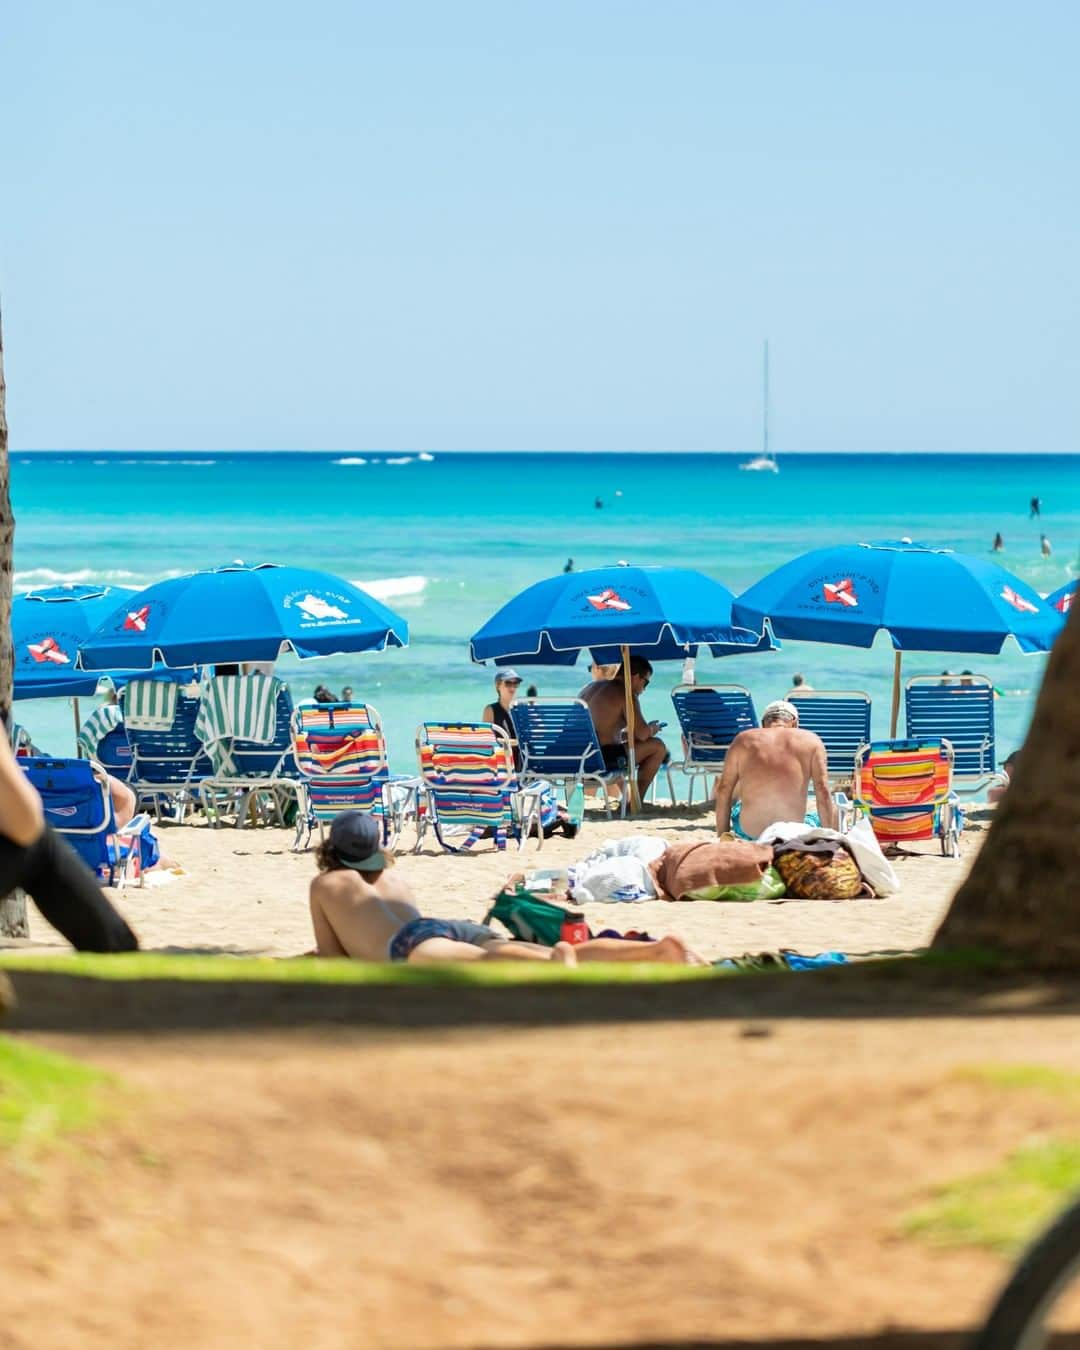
[574,934,701,964]
[109,776,137,829]
[308,890,349,957]
[408,937,577,964]
[635,738,667,795]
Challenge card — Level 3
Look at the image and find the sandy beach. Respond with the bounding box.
[13,802,985,961]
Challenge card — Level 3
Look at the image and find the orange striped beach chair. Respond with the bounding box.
[415,721,543,854]
[291,701,420,851]
[851,737,962,857]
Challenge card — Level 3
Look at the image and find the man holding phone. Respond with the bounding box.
[579,654,669,799]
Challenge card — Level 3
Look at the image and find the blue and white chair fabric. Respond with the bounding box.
[510,698,626,819]
[904,674,1006,796]
[20,756,152,888]
[670,685,757,807]
[120,681,211,821]
[787,689,871,790]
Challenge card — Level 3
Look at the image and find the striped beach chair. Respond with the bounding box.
[850,737,962,857]
[904,674,1005,796]
[291,701,420,851]
[787,689,871,790]
[121,679,211,821]
[195,674,302,827]
[670,685,757,806]
[76,703,132,780]
[415,721,543,853]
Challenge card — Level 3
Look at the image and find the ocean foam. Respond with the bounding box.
[418,452,435,462]
[386,456,414,466]
[334,457,368,466]
[351,575,428,601]
[14,566,184,594]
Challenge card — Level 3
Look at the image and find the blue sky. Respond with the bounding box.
[3,1,1078,452]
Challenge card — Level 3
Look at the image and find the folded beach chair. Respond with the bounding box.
[787,689,871,790]
[20,756,151,888]
[510,698,627,819]
[845,737,962,858]
[291,700,421,851]
[121,681,211,822]
[904,674,1005,796]
[195,674,302,827]
[670,684,758,807]
[415,721,544,853]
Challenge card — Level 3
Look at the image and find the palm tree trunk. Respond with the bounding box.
[0,303,29,939]
[932,599,1080,966]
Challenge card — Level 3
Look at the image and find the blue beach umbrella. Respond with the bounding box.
[78,561,409,671]
[471,563,774,812]
[731,539,1063,733]
[12,585,135,700]
[1046,579,1077,618]
[470,563,773,667]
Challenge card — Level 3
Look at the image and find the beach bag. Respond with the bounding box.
[482,886,585,947]
[773,845,864,900]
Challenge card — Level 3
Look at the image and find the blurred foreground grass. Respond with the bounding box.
[0,1037,111,1157]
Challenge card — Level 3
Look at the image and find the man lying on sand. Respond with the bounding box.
[714,699,838,839]
[309,811,698,965]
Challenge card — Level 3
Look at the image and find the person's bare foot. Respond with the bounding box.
[504,871,526,889]
[551,941,578,967]
[651,935,692,964]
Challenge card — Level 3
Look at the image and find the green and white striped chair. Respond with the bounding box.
[120,678,211,821]
[195,673,302,827]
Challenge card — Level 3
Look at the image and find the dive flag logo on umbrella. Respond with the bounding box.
[586,588,632,612]
[27,636,71,665]
[125,606,151,632]
[1000,586,1039,615]
[823,578,858,607]
[1055,592,1073,615]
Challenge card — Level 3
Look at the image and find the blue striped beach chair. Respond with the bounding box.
[291,701,420,851]
[904,674,1005,796]
[76,704,133,780]
[121,679,211,821]
[670,685,757,806]
[195,674,302,827]
[415,721,543,853]
[20,756,151,888]
[787,689,871,790]
[510,698,626,818]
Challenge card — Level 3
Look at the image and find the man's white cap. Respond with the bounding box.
[761,699,799,724]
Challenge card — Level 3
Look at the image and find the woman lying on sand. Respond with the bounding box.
[309,811,698,965]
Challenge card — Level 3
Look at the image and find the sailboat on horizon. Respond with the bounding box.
[739,341,779,473]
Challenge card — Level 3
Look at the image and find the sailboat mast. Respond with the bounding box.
[762,339,770,459]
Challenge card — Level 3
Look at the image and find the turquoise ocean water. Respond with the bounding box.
[12,451,1079,783]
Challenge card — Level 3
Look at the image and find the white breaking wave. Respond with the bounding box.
[351,574,428,601]
[334,457,368,466]
[418,452,435,462]
[385,456,414,466]
[107,459,217,467]
[14,566,184,594]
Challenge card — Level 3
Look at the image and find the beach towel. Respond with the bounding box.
[483,886,581,947]
[773,844,866,899]
[649,840,775,902]
[756,819,900,896]
[195,673,282,749]
[122,678,179,731]
[77,704,123,758]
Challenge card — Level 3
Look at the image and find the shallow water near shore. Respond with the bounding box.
[15,450,1079,774]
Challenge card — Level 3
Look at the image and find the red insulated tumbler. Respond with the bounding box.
[559,912,590,945]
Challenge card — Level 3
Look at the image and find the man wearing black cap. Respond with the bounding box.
[309,810,696,965]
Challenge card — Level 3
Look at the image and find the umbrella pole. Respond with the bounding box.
[621,645,641,814]
[889,651,902,738]
[72,697,82,750]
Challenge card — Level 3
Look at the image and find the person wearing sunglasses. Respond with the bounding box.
[482,667,524,765]
[579,654,669,798]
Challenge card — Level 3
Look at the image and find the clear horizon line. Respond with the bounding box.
[12,447,1080,457]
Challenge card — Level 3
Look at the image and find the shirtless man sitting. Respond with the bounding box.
[309,810,696,965]
[713,699,837,839]
[578,655,668,798]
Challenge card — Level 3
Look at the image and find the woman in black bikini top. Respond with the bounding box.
[482,667,523,768]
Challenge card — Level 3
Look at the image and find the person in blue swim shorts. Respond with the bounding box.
[308,810,697,965]
[714,699,836,840]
